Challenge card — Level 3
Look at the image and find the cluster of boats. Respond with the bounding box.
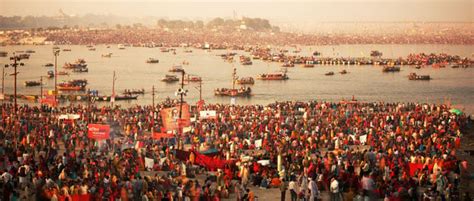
[324,70,348,76]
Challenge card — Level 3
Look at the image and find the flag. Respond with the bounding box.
[87,124,110,140]
[161,104,191,131]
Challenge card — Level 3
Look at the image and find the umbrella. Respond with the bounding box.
[449,108,462,115]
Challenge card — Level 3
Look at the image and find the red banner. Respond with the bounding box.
[152,132,174,139]
[160,104,191,131]
[87,124,110,140]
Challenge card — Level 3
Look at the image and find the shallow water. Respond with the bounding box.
[1,44,473,114]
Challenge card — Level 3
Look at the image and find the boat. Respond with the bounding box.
[236,77,255,85]
[47,70,54,78]
[408,73,431,80]
[24,81,41,87]
[303,63,314,68]
[184,49,193,53]
[18,54,30,59]
[64,59,87,69]
[62,48,72,52]
[102,53,112,57]
[370,50,383,57]
[0,51,7,57]
[44,63,54,67]
[169,65,184,73]
[339,70,348,74]
[118,44,126,50]
[58,83,84,91]
[214,68,251,97]
[382,66,401,72]
[182,61,190,65]
[73,67,88,73]
[96,95,138,101]
[146,58,159,63]
[58,71,69,75]
[52,46,60,50]
[86,45,94,48]
[241,60,252,65]
[257,70,289,80]
[161,75,179,83]
[88,47,96,51]
[160,48,170,52]
[184,75,202,82]
[415,65,422,69]
[123,89,145,95]
[325,72,335,76]
[215,87,251,97]
[282,62,295,67]
[69,79,88,87]
[312,51,321,56]
[25,50,35,53]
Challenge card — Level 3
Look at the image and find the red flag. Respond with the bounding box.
[87,124,110,140]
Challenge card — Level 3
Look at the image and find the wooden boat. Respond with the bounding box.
[69,79,88,87]
[408,73,431,80]
[58,84,84,91]
[215,68,252,97]
[52,46,60,50]
[146,58,159,63]
[44,63,54,67]
[18,54,30,59]
[236,77,254,85]
[64,59,87,69]
[62,48,72,52]
[339,70,348,74]
[325,72,335,76]
[160,48,170,52]
[184,75,202,82]
[282,63,294,67]
[161,75,179,82]
[169,65,184,73]
[370,50,383,57]
[24,81,41,87]
[241,60,252,65]
[214,87,251,97]
[303,63,314,68]
[382,66,401,72]
[123,89,145,95]
[25,50,35,53]
[313,51,321,56]
[102,53,112,57]
[58,71,69,75]
[73,67,88,73]
[118,44,126,49]
[96,95,138,101]
[0,51,7,57]
[257,70,289,80]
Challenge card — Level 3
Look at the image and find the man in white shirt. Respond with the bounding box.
[289,179,298,201]
[330,178,342,201]
[309,177,319,201]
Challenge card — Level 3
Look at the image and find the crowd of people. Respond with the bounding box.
[0,99,473,201]
[1,22,473,46]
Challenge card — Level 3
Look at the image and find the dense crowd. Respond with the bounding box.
[0,99,473,201]
[2,23,474,46]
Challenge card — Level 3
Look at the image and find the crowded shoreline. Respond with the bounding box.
[1,99,473,200]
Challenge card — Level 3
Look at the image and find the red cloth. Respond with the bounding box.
[192,151,234,170]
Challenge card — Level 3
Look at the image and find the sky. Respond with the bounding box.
[0,0,472,22]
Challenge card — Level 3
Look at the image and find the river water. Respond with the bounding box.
[1,44,473,114]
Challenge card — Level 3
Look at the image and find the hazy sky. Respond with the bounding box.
[0,0,472,22]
